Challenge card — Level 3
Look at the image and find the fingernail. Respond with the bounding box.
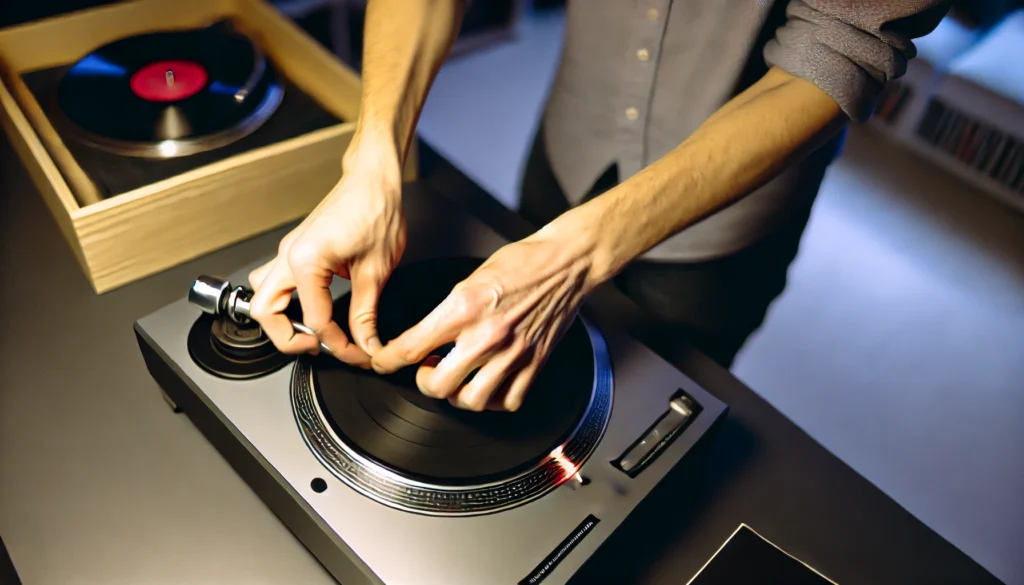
[366,336,382,354]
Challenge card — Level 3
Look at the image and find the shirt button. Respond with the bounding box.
[637,48,650,62]
[647,8,660,21]
[625,107,639,121]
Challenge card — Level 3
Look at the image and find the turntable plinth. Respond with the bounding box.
[0,0,418,294]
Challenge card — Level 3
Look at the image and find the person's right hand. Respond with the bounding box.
[247,153,406,368]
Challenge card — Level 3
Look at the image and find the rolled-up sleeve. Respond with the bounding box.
[763,0,952,122]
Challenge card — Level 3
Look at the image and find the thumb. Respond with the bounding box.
[348,264,387,355]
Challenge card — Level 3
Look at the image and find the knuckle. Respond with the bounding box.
[286,240,320,272]
[462,392,487,412]
[446,291,473,323]
[304,313,330,331]
[481,319,513,348]
[360,256,391,279]
[466,283,500,310]
[456,399,482,412]
[396,346,421,366]
[448,284,489,319]
[277,232,297,255]
[350,310,377,329]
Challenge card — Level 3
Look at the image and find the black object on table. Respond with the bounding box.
[0,536,20,585]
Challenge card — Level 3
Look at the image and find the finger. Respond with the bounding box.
[413,355,443,395]
[446,352,518,412]
[483,381,514,411]
[501,360,543,412]
[248,260,274,290]
[372,291,475,374]
[416,341,494,401]
[348,264,387,355]
[249,261,320,355]
[288,247,369,367]
[252,229,300,290]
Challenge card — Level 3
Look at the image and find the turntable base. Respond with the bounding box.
[135,187,727,585]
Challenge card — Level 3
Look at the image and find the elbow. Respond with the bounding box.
[762,0,950,123]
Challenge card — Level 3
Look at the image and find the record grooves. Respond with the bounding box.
[54,22,284,156]
[21,19,343,199]
[312,257,598,487]
[288,256,617,516]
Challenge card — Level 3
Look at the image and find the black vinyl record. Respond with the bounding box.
[55,21,283,158]
[311,257,598,486]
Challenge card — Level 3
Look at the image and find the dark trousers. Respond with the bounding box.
[518,131,818,369]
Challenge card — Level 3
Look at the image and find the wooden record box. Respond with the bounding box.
[0,0,416,294]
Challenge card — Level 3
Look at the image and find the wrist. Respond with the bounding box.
[343,129,404,191]
[534,203,625,292]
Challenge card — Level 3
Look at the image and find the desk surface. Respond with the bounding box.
[0,139,1000,585]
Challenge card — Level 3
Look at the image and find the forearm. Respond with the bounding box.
[545,67,847,284]
[345,0,465,173]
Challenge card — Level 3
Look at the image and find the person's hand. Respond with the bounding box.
[248,152,406,367]
[370,229,600,412]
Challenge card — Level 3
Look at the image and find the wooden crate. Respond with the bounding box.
[0,0,416,293]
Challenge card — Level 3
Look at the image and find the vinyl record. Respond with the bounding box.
[55,21,283,158]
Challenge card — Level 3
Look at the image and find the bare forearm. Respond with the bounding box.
[346,0,465,172]
[544,67,847,284]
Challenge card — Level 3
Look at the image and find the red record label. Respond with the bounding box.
[130,60,208,102]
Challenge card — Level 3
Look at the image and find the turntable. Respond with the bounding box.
[22,18,337,198]
[0,0,414,294]
[135,185,728,585]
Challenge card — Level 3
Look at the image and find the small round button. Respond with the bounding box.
[637,48,650,62]
[647,8,660,21]
[625,107,639,121]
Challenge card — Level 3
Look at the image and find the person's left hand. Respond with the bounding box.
[370,230,600,412]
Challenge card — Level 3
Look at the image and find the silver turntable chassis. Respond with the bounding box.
[134,181,728,585]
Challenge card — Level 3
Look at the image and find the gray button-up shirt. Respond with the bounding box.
[541,0,950,261]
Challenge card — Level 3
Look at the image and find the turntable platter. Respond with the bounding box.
[55,20,283,158]
[291,257,614,516]
[313,257,596,485]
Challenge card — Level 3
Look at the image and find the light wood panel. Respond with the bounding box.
[74,126,352,292]
[0,75,89,274]
[0,61,104,206]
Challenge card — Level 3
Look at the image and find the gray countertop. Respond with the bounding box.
[0,137,336,584]
[0,138,1001,585]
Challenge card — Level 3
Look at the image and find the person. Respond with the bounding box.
[248,0,950,412]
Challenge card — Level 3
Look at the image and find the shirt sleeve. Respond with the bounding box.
[762,0,952,122]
